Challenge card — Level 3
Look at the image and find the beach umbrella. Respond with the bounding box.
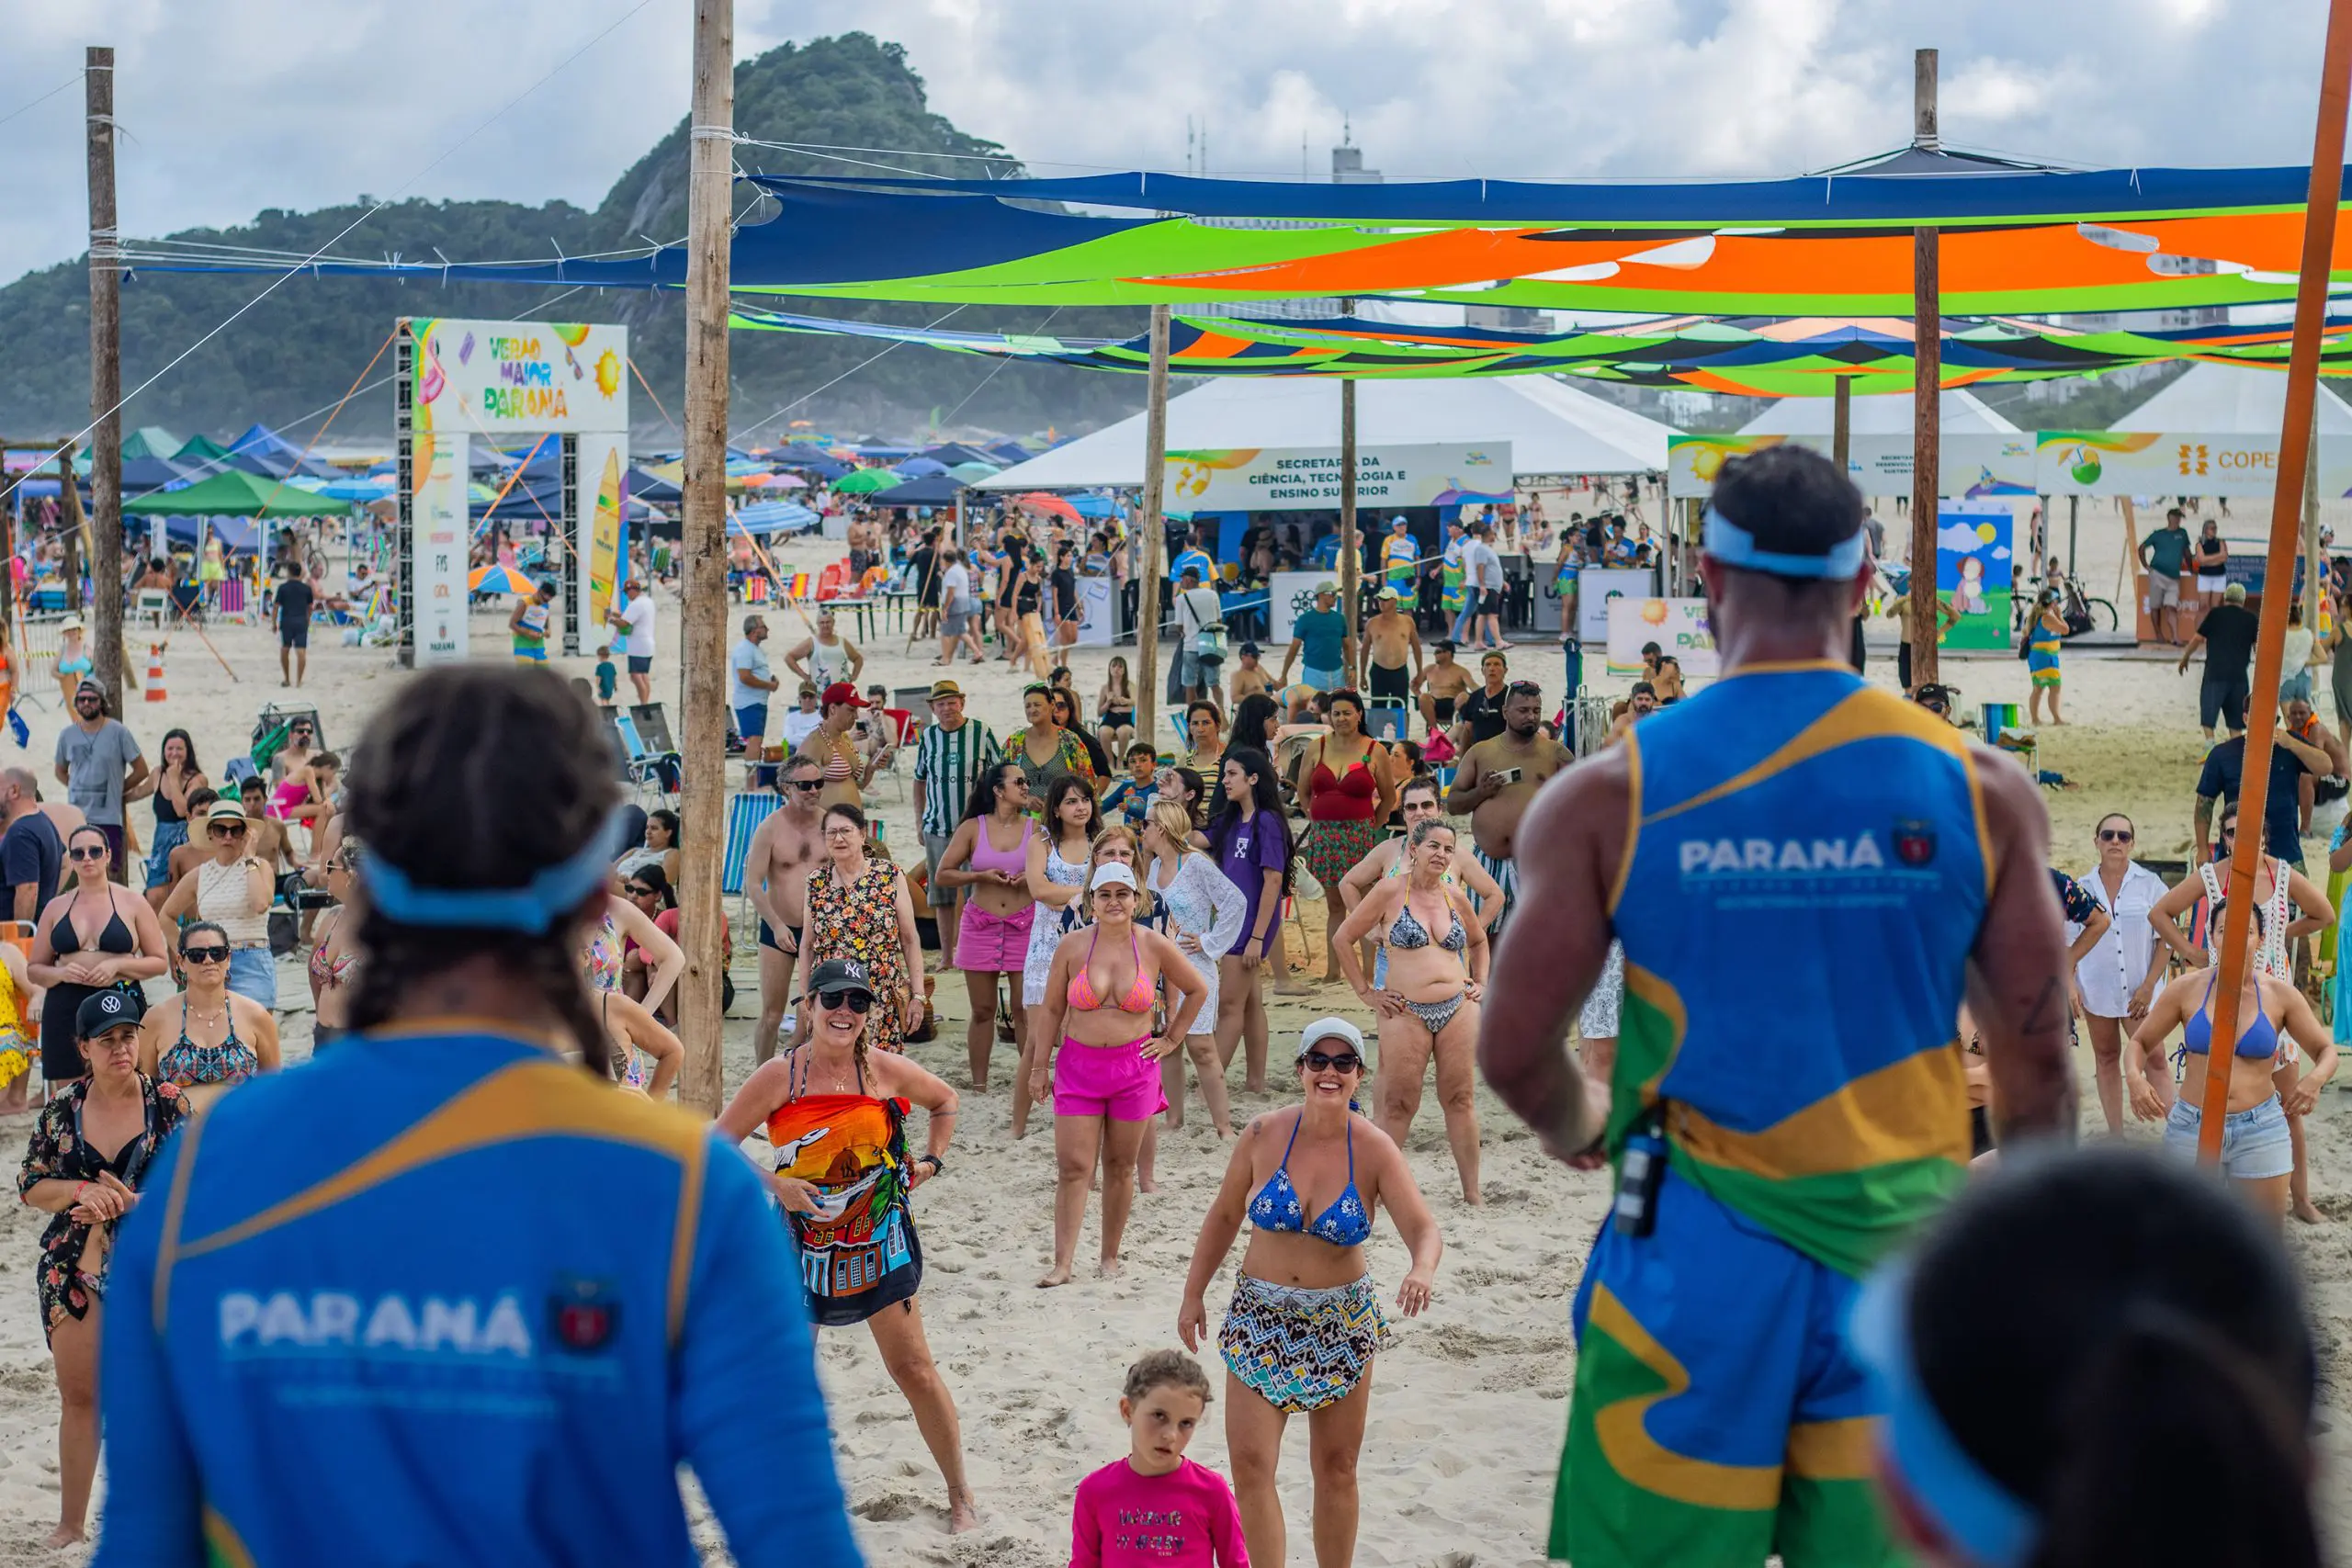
[468,564,539,596]
[771,472,808,489]
[1012,491,1082,524]
[895,457,949,478]
[833,468,903,495]
[947,461,1001,484]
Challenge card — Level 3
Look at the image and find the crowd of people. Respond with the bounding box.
[0,450,2336,1567]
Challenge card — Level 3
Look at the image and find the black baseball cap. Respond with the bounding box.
[808,958,873,1002]
[77,987,145,1040]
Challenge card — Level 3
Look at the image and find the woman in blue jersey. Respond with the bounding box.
[93,666,861,1568]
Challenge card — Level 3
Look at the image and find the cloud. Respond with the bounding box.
[0,0,2336,291]
[1939,521,1991,552]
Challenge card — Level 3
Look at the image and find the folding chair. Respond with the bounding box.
[723,790,786,958]
[874,707,917,801]
[133,589,170,628]
[609,711,677,804]
[629,704,679,753]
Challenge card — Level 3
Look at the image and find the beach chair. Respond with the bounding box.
[609,711,678,803]
[132,589,170,628]
[629,704,679,754]
[874,708,917,800]
[723,791,784,897]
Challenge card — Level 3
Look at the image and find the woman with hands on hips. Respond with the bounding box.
[716,955,977,1533]
[1331,817,1491,1204]
[1178,1017,1442,1568]
[1032,863,1206,1288]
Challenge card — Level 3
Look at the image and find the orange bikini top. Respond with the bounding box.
[1067,928,1155,1012]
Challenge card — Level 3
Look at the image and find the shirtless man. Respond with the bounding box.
[1363,586,1422,730]
[1227,642,1273,708]
[1413,639,1476,739]
[1337,775,1505,933]
[746,753,828,1062]
[1445,681,1573,934]
[1639,642,1685,703]
[1606,682,1661,746]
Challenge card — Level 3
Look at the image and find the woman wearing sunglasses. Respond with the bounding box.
[18,988,186,1547]
[307,838,361,1049]
[1179,1018,1442,1568]
[1034,860,1204,1287]
[2071,815,2171,1134]
[160,799,277,1009]
[717,956,976,1534]
[796,803,925,1055]
[28,824,169,1090]
[2147,804,2335,1223]
[137,919,280,1101]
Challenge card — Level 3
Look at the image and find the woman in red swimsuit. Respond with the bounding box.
[1031,863,1206,1288]
[1295,692,1396,983]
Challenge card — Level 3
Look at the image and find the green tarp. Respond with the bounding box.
[120,469,356,518]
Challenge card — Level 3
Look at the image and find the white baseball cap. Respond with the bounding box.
[1297,1016,1365,1059]
[1089,863,1138,892]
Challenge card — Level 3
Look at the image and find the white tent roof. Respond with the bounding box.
[2115,361,2352,432]
[975,375,1674,491]
[1738,388,2021,435]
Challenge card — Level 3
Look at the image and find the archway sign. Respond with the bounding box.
[394,318,629,665]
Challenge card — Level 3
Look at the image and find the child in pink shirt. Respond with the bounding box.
[1071,1350,1249,1567]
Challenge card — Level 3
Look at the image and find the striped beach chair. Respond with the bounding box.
[723,791,784,897]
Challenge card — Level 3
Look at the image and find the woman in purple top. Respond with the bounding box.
[1208,747,1293,1095]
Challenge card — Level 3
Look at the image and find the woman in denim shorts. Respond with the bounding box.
[2132,899,2337,1220]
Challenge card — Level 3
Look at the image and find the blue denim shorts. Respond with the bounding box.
[227,945,278,1011]
[2164,1093,2292,1179]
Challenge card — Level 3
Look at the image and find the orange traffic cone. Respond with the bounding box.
[144,644,166,703]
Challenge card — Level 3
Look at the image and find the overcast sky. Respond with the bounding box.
[0,0,2335,289]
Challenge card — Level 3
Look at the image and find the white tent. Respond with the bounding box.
[2115,361,2352,432]
[1737,388,2021,435]
[975,375,1673,491]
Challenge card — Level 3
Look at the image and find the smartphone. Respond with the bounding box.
[1494,766,1523,785]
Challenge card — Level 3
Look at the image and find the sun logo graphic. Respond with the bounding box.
[594,348,622,400]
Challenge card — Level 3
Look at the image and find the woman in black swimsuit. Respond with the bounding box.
[28,826,169,1089]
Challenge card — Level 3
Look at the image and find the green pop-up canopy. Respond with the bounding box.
[121,469,356,517]
[831,468,902,495]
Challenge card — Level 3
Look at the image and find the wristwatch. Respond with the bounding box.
[918,1155,945,1177]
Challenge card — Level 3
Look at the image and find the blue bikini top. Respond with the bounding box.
[2183,974,2279,1061]
[1247,1113,1373,1247]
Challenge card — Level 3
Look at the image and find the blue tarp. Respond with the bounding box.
[873,474,963,508]
[161,514,259,551]
[121,457,192,494]
[628,467,682,503]
[225,423,334,480]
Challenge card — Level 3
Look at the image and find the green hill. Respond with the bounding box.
[0,34,1148,444]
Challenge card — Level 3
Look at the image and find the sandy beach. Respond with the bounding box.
[0,525,2340,1566]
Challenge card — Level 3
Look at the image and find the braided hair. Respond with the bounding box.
[344,667,620,1076]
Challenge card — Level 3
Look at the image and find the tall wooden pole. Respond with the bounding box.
[2301,405,2322,637]
[57,445,85,606]
[85,46,124,710]
[2200,0,2352,1163]
[1832,376,1851,473]
[1908,48,1942,688]
[1135,304,1172,746]
[675,0,734,1117]
[1339,378,1360,681]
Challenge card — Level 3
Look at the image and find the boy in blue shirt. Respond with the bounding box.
[1102,741,1159,827]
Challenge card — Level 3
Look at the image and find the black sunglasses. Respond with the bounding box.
[626,884,657,897]
[789,780,823,794]
[180,945,231,964]
[816,989,873,1013]
[66,846,106,862]
[209,824,248,838]
[1303,1050,1363,1073]
[2098,828,2134,842]
[1506,681,1542,696]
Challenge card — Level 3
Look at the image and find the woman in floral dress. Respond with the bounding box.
[797,801,927,1053]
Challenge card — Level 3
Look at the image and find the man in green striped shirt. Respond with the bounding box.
[912,678,1002,972]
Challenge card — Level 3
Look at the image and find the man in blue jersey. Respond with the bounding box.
[1479,444,2076,1568]
[94,665,861,1568]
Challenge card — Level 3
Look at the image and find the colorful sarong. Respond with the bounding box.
[1219,1272,1387,1414]
[1301,818,1382,898]
[765,1091,922,1327]
[2027,633,2061,688]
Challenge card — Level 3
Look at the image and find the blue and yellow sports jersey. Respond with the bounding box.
[96,1025,863,1568]
[1606,662,1989,1278]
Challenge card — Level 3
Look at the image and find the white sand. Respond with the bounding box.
[0,529,2341,1565]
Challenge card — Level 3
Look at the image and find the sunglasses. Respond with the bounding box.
[1506,681,1542,696]
[626,884,657,898]
[180,946,231,964]
[816,989,874,1013]
[789,780,823,793]
[66,846,106,862]
[1302,1050,1363,1073]
[209,824,248,839]
[2098,828,2134,843]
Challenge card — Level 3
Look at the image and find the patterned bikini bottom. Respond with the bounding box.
[1218,1272,1388,1414]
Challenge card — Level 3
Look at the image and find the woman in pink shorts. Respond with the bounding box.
[1032,862,1207,1288]
[932,761,1036,1092]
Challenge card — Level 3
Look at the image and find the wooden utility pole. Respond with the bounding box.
[57,445,85,605]
[86,46,124,710]
[1135,304,1173,744]
[1339,378,1360,679]
[1832,376,1851,474]
[674,0,733,1117]
[1909,47,1942,687]
[2301,405,2322,637]
[2198,0,2352,1165]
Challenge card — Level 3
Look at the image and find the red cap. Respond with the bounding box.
[821,681,868,708]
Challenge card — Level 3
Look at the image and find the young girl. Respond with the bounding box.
[1070,1350,1246,1567]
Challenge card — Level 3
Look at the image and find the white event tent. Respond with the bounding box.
[1737,388,2022,435]
[976,374,1674,491]
[2116,360,2352,432]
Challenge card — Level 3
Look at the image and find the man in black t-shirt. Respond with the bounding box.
[0,765,61,922]
[2195,721,2332,867]
[273,564,316,688]
[2178,581,2259,739]
[1450,650,1513,749]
